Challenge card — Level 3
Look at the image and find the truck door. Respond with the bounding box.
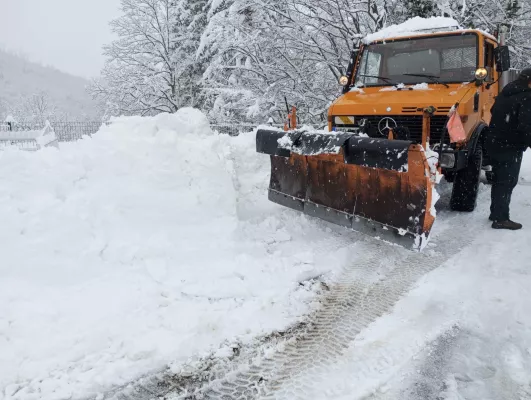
[483,40,498,123]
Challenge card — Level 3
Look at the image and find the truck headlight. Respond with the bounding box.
[339,76,349,85]
[475,68,488,81]
[439,153,456,168]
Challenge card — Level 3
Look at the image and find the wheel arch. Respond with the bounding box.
[467,122,488,155]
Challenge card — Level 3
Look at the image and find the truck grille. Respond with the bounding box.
[430,116,450,144]
[336,115,450,144]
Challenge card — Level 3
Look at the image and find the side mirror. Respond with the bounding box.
[341,49,360,94]
[494,45,511,72]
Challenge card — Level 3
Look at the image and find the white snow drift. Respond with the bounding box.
[2,108,531,400]
[0,108,358,400]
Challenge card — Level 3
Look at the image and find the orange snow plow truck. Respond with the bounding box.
[256,21,514,251]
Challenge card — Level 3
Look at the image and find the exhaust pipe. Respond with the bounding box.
[499,25,510,91]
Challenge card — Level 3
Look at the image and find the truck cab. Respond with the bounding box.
[255,22,513,250]
[330,27,511,211]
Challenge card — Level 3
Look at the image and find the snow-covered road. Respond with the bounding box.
[2,110,531,400]
[154,179,531,400]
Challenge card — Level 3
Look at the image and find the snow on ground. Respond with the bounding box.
[3,108,531,400]
[0,109,359,400]
[289,153,531,399]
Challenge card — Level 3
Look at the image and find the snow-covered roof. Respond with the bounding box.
[364,17,464,44]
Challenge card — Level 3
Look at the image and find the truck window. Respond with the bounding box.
[484,42,495,82]
[387,49,441,76]
[442,47,476,70]
[355,34,478,87]
[359,51,382,84]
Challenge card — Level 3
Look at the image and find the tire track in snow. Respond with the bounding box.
[178,212,479,400]
[367,327,531,400]
[362,325,463,400]
[99,199,484,400]
[400,327,462,400]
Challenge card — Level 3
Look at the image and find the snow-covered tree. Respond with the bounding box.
[403,0,436,19]
[0,92,58,123]
[90,0,209,116]
[94,0,531,122]
[22,92,57,122]
[438,0,531,69]
[90,0,177,116]
[172,0,210,109]
[0,99,7,121]
[201,0,394,123]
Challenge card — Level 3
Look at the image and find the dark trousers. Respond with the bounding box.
[490,149,523,221]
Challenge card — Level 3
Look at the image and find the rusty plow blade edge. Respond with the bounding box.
[256,129,436,252]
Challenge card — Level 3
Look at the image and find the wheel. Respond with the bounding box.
[450,143,483,212]
[443,172,455,183]
[485,170,494,184]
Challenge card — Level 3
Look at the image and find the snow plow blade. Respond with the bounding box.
[256,129,436,251]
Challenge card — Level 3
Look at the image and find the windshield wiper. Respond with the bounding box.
[359,74,397,86]
[402,74,450,88]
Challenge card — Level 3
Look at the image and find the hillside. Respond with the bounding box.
[0,49,101,122]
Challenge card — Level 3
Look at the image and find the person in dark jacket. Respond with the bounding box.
[485,68,531,230]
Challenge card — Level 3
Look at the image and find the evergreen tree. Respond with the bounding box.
[506,0,521,20]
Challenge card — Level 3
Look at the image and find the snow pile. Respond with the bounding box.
[277,134,293,148]
[424,145,441,220]
[349,87,365,94]
[411,82,432,90]
[379,82,433,91]
[379,83,407,92]
[0,121,57,151]
[0,108,357,400]
[364,17,461,43]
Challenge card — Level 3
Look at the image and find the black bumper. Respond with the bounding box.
[440,149,469,172]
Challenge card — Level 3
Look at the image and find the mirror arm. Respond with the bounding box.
[486,77,500,90]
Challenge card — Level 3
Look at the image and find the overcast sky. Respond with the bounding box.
[0,0,121,79]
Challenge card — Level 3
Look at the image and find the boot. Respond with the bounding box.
[492,220,523,230]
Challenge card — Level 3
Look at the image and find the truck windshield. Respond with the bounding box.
[355,34,477,87]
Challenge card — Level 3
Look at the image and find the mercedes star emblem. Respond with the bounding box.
[378,117,398,136]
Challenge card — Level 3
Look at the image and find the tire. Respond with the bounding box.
[450,143,483,212]
[443,172,455,183]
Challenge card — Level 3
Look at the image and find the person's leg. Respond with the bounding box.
[505,150,524,212]
[491,154,513,220]
[490,156,502,219]
[491,150,524,229]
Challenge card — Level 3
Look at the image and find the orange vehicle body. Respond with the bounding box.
[329,30,500,143]
[257,27,511,250]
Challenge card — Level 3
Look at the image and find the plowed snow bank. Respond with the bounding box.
[0,109,357,400]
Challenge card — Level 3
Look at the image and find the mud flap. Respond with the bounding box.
[256,129,435,251]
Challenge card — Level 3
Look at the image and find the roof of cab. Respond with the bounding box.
[363,17,497,44]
